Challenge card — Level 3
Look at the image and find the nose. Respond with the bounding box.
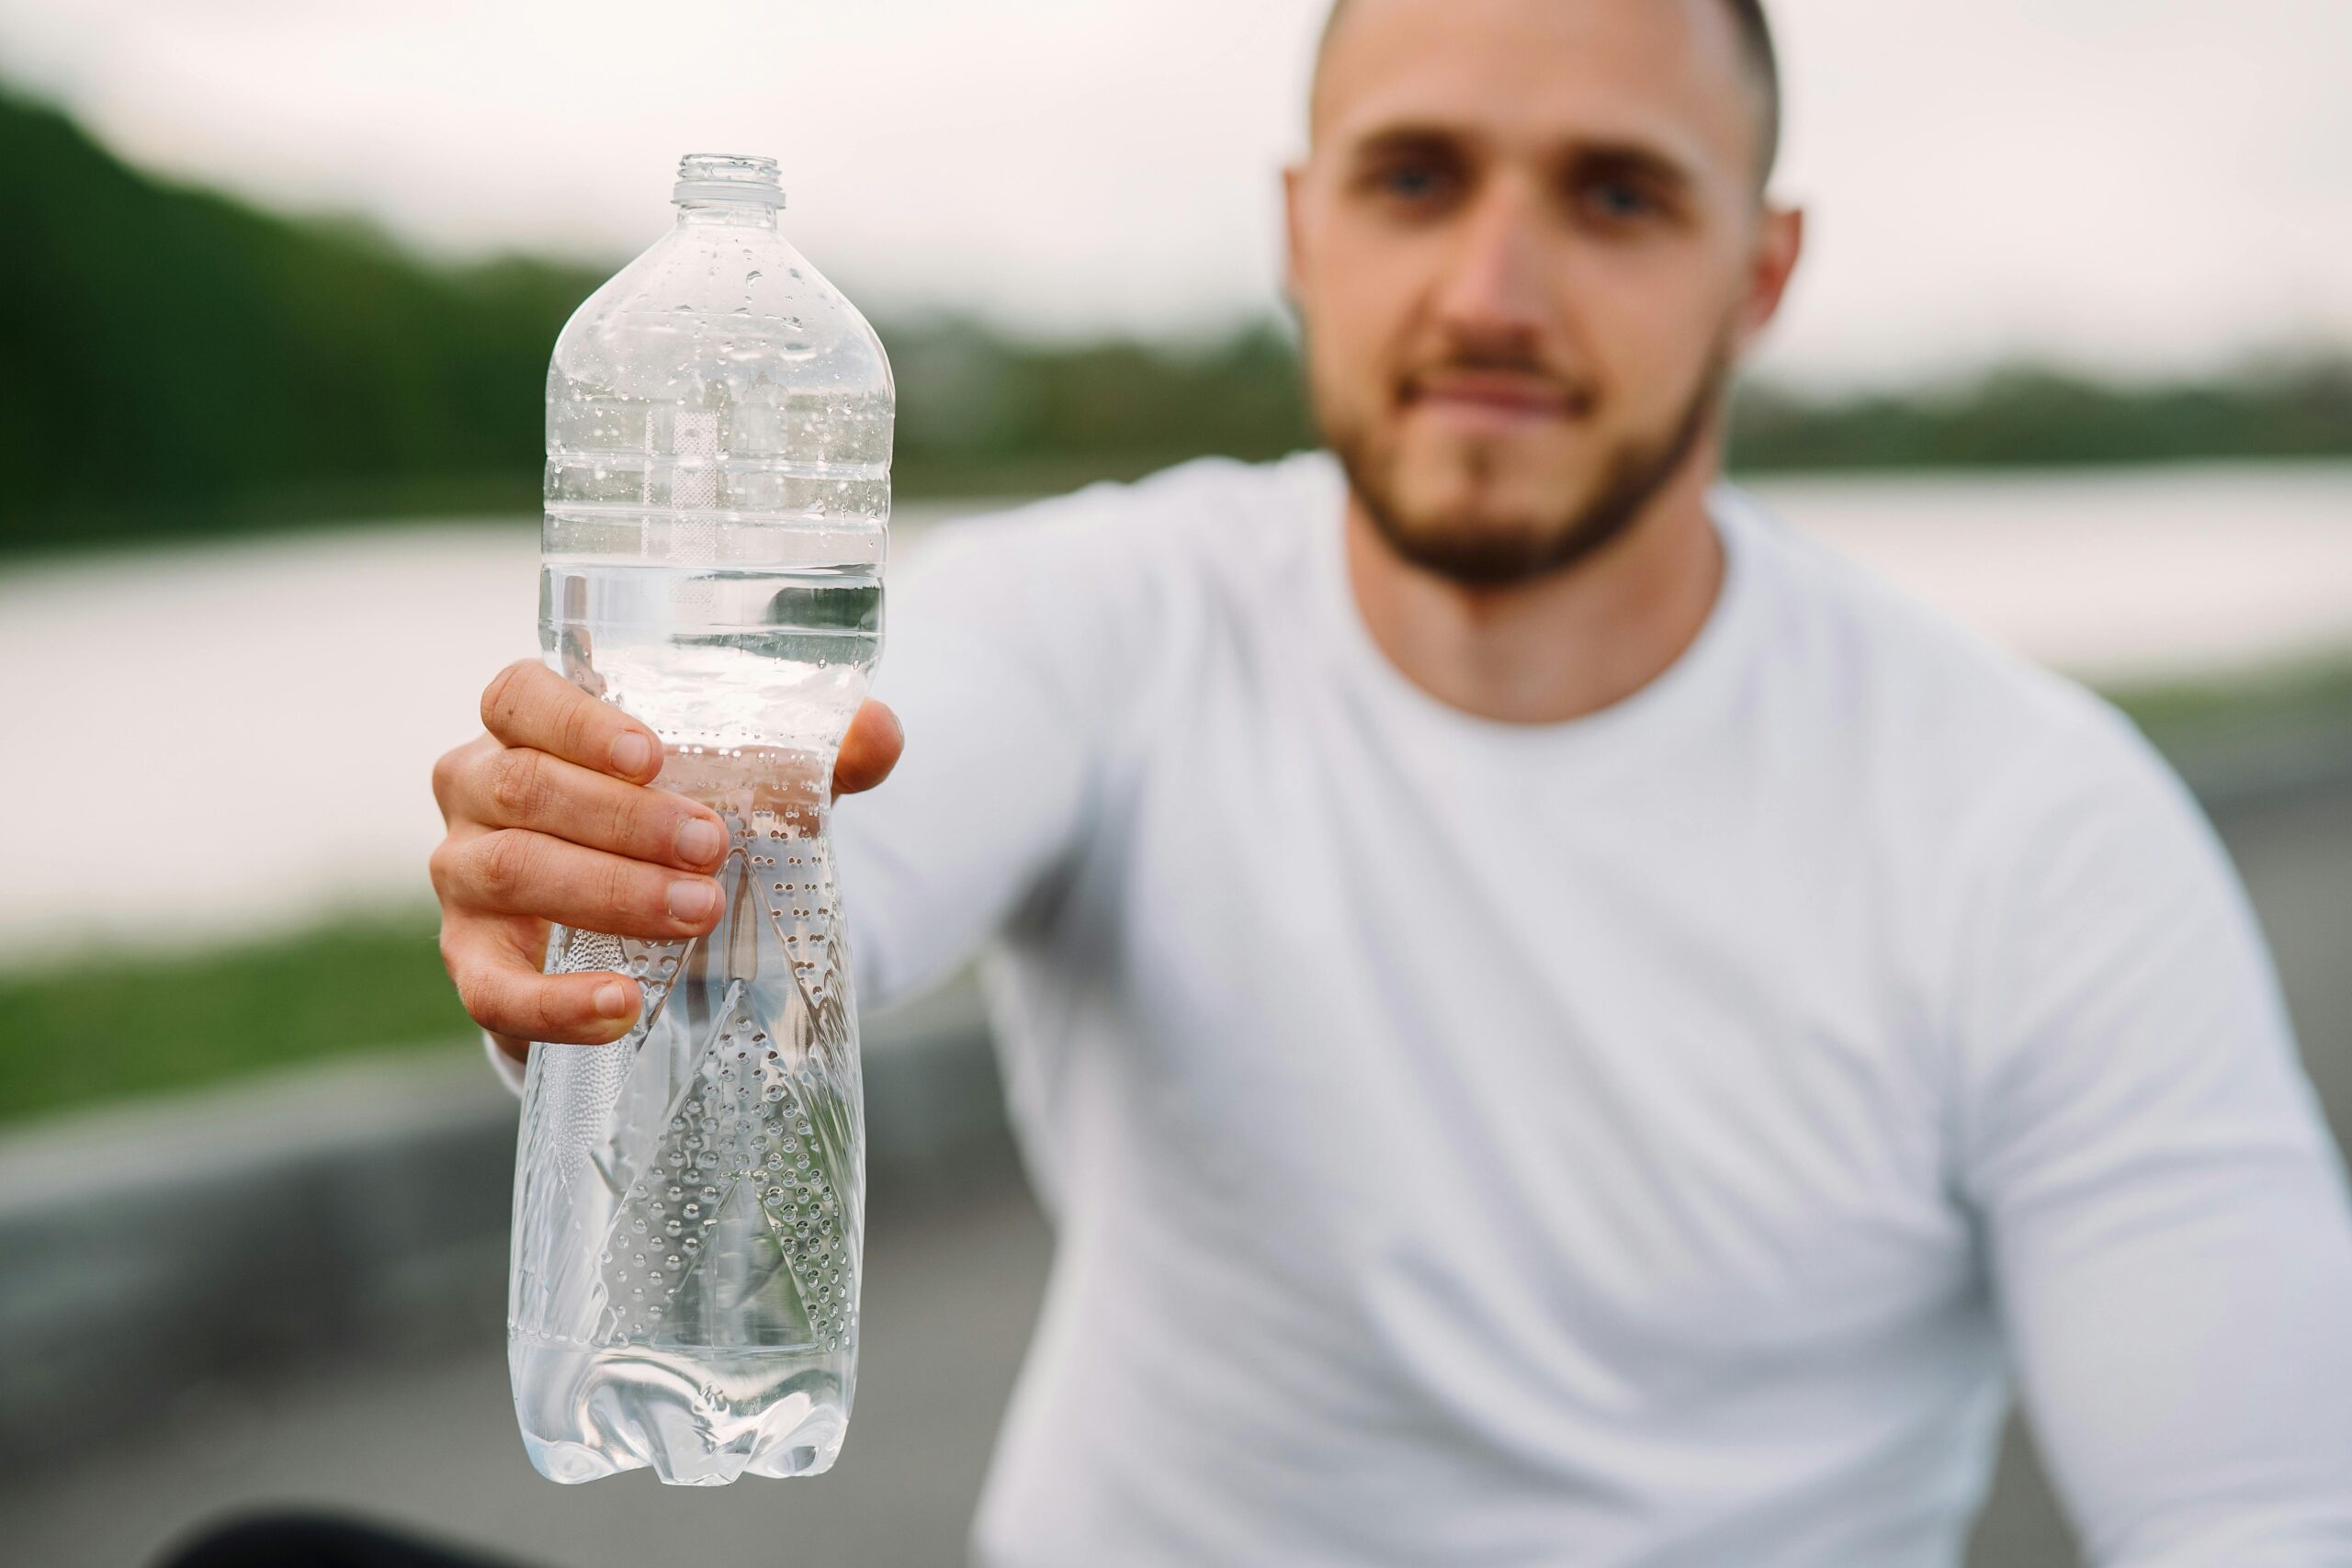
[1434,180,1549,345]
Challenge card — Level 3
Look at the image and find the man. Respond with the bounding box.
[430,0,2352,1562]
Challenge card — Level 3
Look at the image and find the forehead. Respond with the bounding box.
[1312,0,1759,181]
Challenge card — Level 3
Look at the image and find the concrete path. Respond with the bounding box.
[1,1179,1052,1568]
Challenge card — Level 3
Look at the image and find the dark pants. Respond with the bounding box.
[155,1513,537,1568]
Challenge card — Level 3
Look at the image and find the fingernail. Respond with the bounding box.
[611,732,653,775]
[675,818,725,865]
[594,981,635,1019]
[669,880,719,922]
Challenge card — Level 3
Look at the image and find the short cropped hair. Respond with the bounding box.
[1316,0,1783,186]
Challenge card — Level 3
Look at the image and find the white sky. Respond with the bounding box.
[4,0,2348,385]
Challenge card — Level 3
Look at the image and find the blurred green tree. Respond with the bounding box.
[0,92,602,547]
[2,88,2346,554]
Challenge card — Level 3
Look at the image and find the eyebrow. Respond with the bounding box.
[1341,121,1702,194]
[1572,141,1698,196]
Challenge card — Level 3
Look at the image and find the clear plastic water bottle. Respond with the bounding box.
[507,152,891,1486]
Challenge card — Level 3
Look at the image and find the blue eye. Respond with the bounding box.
[1590,180,1650,217]
[1385,165,1444,200]
[1581,177,1668,224]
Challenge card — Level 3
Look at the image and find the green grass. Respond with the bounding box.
[2106,653,2352,750]
[0,912,470,1128]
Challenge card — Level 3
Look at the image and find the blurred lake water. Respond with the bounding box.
[2,463,2346,966]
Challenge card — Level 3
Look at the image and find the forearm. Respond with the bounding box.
[1999,1142,2352,1565]
[1962,716,2352,1562]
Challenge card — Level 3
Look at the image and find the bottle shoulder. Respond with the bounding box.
[550,224,890,403]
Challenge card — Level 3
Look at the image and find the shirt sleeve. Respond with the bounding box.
[1954,712,2352,1565]
[835,491,1163,1010]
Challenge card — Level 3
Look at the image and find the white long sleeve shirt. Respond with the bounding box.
[499,453,2352,1565]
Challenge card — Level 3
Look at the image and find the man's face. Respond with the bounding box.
[1287,0,1800,584]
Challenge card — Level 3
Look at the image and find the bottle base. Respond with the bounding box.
[511,1337,853,1486]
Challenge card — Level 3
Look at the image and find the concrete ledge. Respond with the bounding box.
[0,979,1007,1468]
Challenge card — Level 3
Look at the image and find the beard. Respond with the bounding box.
[1324,341,1729,589]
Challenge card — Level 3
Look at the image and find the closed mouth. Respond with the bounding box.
[1403,373,1589,420]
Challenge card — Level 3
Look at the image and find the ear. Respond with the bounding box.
[1736,203,1804,352]
[1281,162,1311,310]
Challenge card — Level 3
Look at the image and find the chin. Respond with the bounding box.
[1395,463,1588,535]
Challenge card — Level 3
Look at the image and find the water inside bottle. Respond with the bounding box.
[508,558,878,1484]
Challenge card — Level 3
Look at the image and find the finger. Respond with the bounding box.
[834,699,904,798]
[441,911,642,1047]
[480,659,663,784]
[432,827,723,941]
[468,745,728,872]
[432,734,502,829]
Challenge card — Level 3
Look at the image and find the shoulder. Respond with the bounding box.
[1717,483,2179,835]
[1720,486,2240,1074]
[1723,491,2272,1109]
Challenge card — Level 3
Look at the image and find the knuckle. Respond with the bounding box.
[435,922,467,979]
[555,695,602,763]
[475,829,537,902]
[615,789,665,859]
[430,746,461,810]
[440,746,496,827]
[448,961,497,1029]
[427,839,458,900]
[530,984,571,1036]
[601,856,646,922]
[487,748,546,820]
[433,737,495,820]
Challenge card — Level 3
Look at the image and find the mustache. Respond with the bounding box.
[1399,350,1595,413]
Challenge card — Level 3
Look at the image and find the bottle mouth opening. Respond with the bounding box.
[673,152,785,209]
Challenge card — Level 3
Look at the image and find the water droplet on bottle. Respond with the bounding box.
[746,270,763,285]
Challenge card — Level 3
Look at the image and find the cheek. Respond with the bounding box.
[1303,229,1433,378]
[1567,248,1739,396]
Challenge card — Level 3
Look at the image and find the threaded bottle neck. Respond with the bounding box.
[672,153,785,224]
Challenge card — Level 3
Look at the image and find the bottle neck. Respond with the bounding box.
[674,201,779,231]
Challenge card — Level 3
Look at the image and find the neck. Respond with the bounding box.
[1343,448,1726,726]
